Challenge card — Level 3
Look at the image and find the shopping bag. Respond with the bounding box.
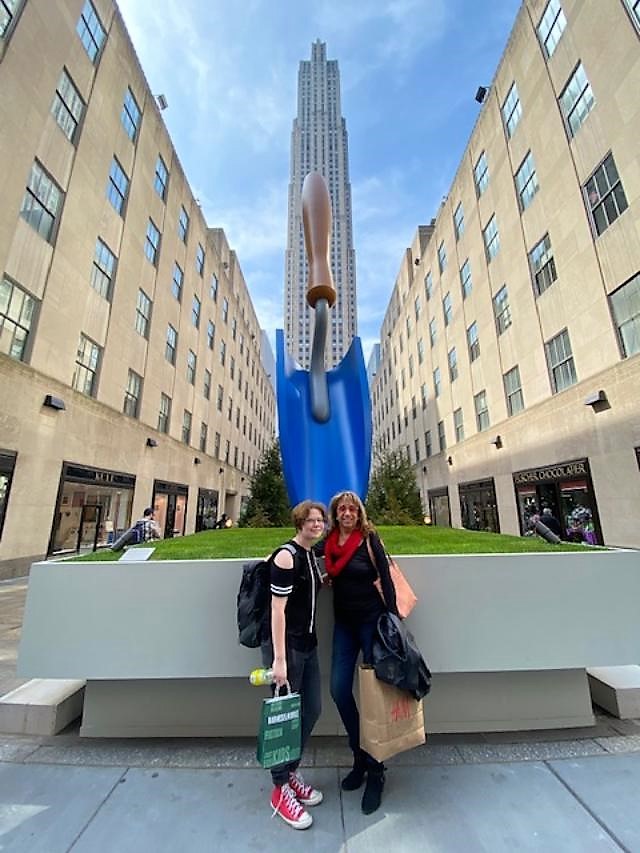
[256,688,302,769]
[359,666,426,763]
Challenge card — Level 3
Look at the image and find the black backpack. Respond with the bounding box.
[237,544,296,648]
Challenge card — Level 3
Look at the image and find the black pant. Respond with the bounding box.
[261,641,322,786]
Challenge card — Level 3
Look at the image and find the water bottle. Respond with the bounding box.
[249,667,274,686]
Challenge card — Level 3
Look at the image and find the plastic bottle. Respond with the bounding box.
[249,667,274,686]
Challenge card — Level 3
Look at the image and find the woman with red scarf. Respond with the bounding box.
[323,490,398,815]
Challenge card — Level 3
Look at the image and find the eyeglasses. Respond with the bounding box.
[305,516,325,525]
[337,504,358,514]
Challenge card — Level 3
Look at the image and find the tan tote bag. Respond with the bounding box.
[359,665,426,762]
[366,537,418,619]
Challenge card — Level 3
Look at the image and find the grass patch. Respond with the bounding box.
[66,524,596,562]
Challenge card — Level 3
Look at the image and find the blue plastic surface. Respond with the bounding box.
[276,330,372,509]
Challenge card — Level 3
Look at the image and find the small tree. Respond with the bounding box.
[366,449,423,525]
[239,440,290,527]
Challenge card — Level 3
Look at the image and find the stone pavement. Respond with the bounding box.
[2,577,640,851]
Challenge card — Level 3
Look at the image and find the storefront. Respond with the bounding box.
[50,462,136,554]
[459,478,500,533]
[0,450,17,541]
[513,458,602,544]
[428,487,451,527]
[195,488,218,532]
[153,480,188,538]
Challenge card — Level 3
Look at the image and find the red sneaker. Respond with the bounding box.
[270,783,313,829]
[289,770,323,806]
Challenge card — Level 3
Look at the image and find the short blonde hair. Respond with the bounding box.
[328,491,375,536]
[291,500,327,531]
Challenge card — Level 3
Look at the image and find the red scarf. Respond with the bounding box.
[324,528,363,577]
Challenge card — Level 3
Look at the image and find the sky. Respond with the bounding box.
[116,0,523,363]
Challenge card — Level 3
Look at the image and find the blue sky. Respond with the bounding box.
[117,0,522,362]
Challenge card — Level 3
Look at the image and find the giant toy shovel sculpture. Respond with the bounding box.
[276,172,372,509]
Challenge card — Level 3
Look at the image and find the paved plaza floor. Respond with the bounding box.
[1,577,640,852]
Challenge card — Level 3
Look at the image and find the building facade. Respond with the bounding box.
[372,0,640,548]
[284,40,357,369]
[0,0,275,577]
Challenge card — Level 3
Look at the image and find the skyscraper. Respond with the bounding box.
[284,40,357,369]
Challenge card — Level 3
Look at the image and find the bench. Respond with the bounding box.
[0,678,85,735]
[587,666,640,719]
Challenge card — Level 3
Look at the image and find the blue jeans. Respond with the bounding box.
[262,641,322,786]
[330,618,383,769]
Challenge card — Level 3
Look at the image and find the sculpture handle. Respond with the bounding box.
[302,173,336,309]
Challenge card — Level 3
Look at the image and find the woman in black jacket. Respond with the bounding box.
[323,491,398,815]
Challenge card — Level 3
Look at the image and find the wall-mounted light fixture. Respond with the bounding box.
[146,437,158,448]
[447,456,453,466]
[240,476,245,482]
[414,258,420,266]
[218,467,224,474]
[194,457,201,465]
[43,394,66,411]
[475,85,489,104]
[490,435,503,449]
[422,465,427,474]
[155,94,168,110]
[584,390,610,412]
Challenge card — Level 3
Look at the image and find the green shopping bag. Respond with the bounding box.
[257,687,302,769]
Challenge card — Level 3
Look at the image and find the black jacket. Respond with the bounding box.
[372,611,431,700]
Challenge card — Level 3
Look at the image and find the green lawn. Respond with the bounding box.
[66,524,597,562]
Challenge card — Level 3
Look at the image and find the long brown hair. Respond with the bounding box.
[328,491,375,536]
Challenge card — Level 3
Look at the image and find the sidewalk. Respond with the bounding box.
[2,578,640,851]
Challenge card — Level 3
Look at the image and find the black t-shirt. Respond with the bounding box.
[269,540,322,652]
[331,538,387,626]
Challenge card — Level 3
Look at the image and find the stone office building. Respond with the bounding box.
[0,0,276,577]
[372,0,640,548]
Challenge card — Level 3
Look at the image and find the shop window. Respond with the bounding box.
[0,451,16,540]
[609,272,640,358]
[459,479,500,533]
[0,277,37,362]
[428,488,451,527]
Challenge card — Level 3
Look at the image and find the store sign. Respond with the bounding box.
[64,463,135,489]
[514,459,587,485]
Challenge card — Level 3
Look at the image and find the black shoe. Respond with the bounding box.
[341,757,367,791]
[361,767,385,814]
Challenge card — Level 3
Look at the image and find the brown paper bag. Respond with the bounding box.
[358,666,426,762]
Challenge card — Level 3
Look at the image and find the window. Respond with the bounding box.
[145,219,160,265]
[414,295,422,320]
[460,259,472,299]
[546,329,577,392]
[135,289,151,338]
[474,390,490,431]
[454,408,464,442]
[76,0,105,62]
[182,410,192,445]
[123,369,142,418]
[192,295,201,328]
[207,320,215,350]
[421,383,428,409]
[433,367,441,398]
[515,152,539,210]
[425,272,433,301]
[442,292,452,326]
[501,82,522,138]
[214,432,221,459]
[154,156,168,200]
[91,239,116,299]
[474,151,489,196]
[467,322,480,361]
[210,273,218,301]
[425,430,432,458]
[199,422,208,453]
[453,203,464,240]
[165,324,177,365]
[121,87,141,141]
[216,385,223,412]
[51,69,84,143]
[584,154,628,237]
[448,347,458,382]
[73,333,101,397]
[560,63,595,137]
[429,317,437,348]
[493,285,512,334]
[196,243,205,276]
[530,234,557,296]
[20,161,63,242]
[537,0,567,58]
[178,206,189,242]
[437,420,446,452]
[610,273,640,358]
[483,214,500,261]
[230,356,236,380]
[203,368,211,400]
[231,317,237,341]
[187,349,197,385]
[438,241,447,273]
[417,338,425,364]
[225,440,230,463]
[107,158,129,216]
[623,0,640,29]
[0,452,16,541]
[504,365,524,415]
[172,263,183,301]
[220,339,226,366]
[222,297,229,323]
[1,0,22,39]
[0,277,36,361]
[158,393,171,433]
